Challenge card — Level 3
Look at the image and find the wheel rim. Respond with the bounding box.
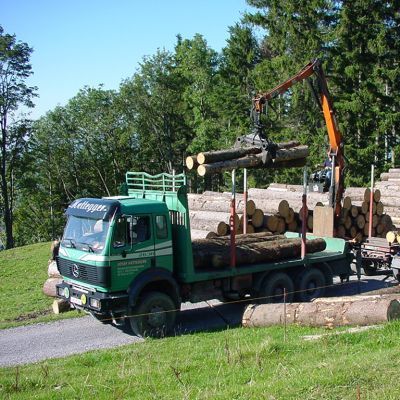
[306,280,317,295]
[273,286,285,302]
[147,305,167,328]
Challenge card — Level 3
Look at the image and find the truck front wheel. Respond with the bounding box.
[128,291,177,338]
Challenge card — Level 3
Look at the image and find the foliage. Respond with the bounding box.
[0,25,37,248]
[0,241,80,329]
[2,322,400,398]
[5,3,400,245]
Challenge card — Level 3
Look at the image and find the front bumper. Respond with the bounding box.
[56,281,128,315]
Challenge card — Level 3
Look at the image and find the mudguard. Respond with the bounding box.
[127,268,180,308]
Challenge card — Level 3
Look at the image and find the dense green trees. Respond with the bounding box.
[0,26,37,248]
[1,3,400,246]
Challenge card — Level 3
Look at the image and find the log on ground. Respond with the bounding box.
[242,297,400,328]
[52,299,71,314]
[43,277,62,297]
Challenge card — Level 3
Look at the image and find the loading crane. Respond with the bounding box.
[237,59,345,217]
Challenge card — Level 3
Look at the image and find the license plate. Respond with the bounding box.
[70,296,82,306]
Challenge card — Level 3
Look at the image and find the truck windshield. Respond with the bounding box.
[62,216,110,253]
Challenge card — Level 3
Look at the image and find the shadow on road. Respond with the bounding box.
[112,274,399,339]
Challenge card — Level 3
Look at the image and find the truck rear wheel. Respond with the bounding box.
[128,291,177,338]
[295,268,326,302]
[258,272,294,303]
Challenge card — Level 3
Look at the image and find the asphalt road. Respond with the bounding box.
[0,274,397,367]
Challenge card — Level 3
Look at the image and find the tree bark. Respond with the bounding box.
[197,146,308,176]
[197,146,262,165]
[242,297,400,328]
[210,238,326,268]
[189,210,239,235]
[43,278,62,297]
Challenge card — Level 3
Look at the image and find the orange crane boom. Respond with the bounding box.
[252,59,345,216]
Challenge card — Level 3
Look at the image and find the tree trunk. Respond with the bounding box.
[210,238,326,268]
[43,278,62,297]
[185,155,198,170]
[197,146,262,165]
[1,123,13,249]
[189,210,239,235]
[197,146,308,176]
[242,297,400,328]
[52,299,71,314]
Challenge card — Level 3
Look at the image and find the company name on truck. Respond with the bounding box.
[70,200,108,214]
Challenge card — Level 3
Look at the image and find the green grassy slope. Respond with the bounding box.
[0,242,79,329]
[1,323,400,399]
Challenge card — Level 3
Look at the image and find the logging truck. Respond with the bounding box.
[56,171,353,337]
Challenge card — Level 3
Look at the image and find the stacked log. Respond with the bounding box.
[386,230,400,244]
[375,168,400,228]
[189,210,240,236]
[336,188,396,241]
[186,141,309,176]
[43,240,71,314]
[192,234,326,269]
[189,190,321,238]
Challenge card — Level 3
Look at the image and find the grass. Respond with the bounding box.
[0,242,80,329]
[1,322,400,399]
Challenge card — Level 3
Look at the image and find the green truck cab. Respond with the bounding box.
[56,172,352,337]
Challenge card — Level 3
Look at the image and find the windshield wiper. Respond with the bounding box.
[63,238,76,248]
[78,242,95,253]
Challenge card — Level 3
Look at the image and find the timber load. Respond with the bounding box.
[186,141,309,176]
[188,176,399,240]
[192,234,326,269]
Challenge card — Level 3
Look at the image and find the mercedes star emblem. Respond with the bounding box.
[72,263,79,278]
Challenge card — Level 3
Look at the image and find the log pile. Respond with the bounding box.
[337,188,397,241]
[186,141,309,176]
[375,168,400,228]
[192,233,326,269]
[188,193,307,239]
[188,181,399,241]
[42,240,71,314]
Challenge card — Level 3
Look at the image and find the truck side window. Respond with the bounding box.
[113,217,128,248]
[155,215,168,239]
[131,216,151,243]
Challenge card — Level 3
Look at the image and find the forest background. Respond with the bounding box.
[1,0,399,248]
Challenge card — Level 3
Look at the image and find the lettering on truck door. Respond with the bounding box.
[111,215,155,291]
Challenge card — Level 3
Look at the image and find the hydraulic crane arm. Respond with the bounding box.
[253,59,343,155]
[252,59,345,214]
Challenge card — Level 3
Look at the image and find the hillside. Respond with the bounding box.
[0,242,79,329]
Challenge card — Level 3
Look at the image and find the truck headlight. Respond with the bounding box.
[63,287,70,299]
[90,298,100,309]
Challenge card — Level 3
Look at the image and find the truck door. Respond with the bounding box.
[110,214,155,291]
[153,214,173,272]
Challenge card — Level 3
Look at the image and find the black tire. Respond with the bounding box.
[362,262,377,276]
[295,268,326,302]
[129,291,177,338]
[258,272,294,304]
